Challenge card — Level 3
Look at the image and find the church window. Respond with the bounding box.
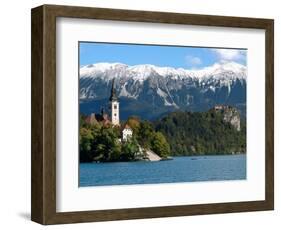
[114,105,117,109]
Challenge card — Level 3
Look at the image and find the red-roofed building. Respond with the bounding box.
[85,108,111,127]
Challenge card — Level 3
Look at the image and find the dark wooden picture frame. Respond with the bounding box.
[31,4,274,225]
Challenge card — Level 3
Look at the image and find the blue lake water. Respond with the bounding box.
[79,154,246,187]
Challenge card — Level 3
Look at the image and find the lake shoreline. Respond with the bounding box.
[80,153,246,164]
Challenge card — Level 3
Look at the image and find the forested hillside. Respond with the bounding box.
[154,108,246,155]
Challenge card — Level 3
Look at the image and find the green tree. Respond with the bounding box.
[93,127,121,162]
[120,138,139,161]
[79,127,94,162]
[151,132,171,157]
[137,121,154,148]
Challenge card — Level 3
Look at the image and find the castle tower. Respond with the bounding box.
[109,79,120,126]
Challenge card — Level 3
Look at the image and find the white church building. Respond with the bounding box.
[122,124,133,141]
[109,79,133,141]
[109,78,120,126]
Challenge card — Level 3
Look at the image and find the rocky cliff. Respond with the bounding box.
[213,105,241,131]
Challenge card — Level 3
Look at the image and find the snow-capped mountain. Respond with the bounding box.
[80,62,246,120]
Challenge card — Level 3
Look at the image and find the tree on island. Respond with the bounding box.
[120,137,139,161]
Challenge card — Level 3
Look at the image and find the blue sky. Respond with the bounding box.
[79,42,247,69]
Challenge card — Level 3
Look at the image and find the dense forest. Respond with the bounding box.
[80,107,246,163]
[154,109,246,155]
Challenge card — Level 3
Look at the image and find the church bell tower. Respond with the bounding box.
[109,79,120,126]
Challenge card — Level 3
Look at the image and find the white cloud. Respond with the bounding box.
[212,49,246,62]
[185,55,202,66]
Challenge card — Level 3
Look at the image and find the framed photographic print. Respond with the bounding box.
[31,4,274,225]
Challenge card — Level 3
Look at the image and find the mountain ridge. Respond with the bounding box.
[80,61,246,81]
[79,62,247,120]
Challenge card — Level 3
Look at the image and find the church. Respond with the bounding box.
[85,78,133,141]
[109,78,120,126]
